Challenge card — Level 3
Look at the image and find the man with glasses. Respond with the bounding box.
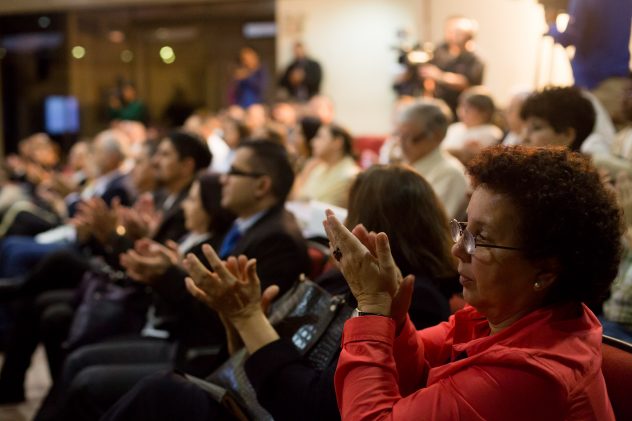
[31,140,309,420]
[218,139,309,294]
[398,99,468,219]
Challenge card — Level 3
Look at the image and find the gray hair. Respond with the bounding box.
[399,98,453,141]
[94,129,128,162]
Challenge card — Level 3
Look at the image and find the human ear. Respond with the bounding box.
[181,157,196,176]
[534,258,560,292]
[254,175,272,199]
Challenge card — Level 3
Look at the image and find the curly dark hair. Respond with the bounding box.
[466,145,623,305]
[520,86,595,151]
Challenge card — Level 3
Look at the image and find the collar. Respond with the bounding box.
[234,209,267,234]
[88,170,121,198]
[411,147,443,173]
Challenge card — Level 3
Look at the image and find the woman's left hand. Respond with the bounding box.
[183,244,262,322]
[323,209,402,316]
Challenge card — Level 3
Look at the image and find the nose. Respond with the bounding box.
[451,236,470,262]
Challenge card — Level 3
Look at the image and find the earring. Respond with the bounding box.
[534,281,542,290]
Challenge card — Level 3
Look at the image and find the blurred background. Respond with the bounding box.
[0,0,586,156]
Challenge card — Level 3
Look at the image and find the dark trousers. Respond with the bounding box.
[102,371,233,421]
[0,249,89,396]
[35,339,177,421]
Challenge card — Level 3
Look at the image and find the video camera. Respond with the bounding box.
[394,43,433,67]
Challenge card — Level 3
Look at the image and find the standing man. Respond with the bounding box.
[279,42,323,102]
[544,0,632,126]
[420,16,485,116]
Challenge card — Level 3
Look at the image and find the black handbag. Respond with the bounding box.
[190,277,354,420]
[63,267,149,350]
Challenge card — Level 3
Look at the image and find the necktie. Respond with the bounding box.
[219,223,242,259]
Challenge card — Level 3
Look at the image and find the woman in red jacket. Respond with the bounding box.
[325,146,622,420]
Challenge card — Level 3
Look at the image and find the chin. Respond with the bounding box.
[462,289,477,306]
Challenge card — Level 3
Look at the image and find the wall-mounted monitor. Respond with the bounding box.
[44,95,79,134]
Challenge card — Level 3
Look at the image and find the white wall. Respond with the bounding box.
[277,0,422,135]
[276,0,573,134]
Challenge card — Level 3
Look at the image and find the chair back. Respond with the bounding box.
[602,335,632,421]
[306,239,331,280]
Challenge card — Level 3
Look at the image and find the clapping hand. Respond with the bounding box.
[183,244,263,322]
[75,197,119,245]
[117,193,162,240]
[120,238,180,283]
[323,209,414,325]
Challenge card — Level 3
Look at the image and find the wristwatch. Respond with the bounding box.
[354,308,390,317]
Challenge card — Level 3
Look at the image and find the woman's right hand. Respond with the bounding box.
[184,244,281,354]
[323,209,404,316]
[183,244,262,322]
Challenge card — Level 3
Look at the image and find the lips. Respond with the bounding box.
[459,274,474,285]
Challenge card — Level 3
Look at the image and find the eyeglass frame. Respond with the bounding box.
[226,166,265,178]
[450,219,522,255]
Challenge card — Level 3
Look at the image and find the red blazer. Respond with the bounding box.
[335,303,614,421]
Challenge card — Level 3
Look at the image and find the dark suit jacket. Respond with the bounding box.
[151,204,310,333]
[150,204,308,372]
[230,205,309,294]
[67,171,133,218]
[152,187,190,245]
[100,172,134,208]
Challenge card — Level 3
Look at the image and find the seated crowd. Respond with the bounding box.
[0,73,631,420]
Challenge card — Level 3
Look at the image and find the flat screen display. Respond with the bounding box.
[45,95,79,134]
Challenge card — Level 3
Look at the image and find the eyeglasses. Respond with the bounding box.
[450,219,522,255]
[226,166,265,178]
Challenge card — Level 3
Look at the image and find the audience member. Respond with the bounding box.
[0,130,134,279]
[328,146,622,419]
[397,99,468,219]
[183,110,231,173]
[306,95,335,125]
[103,164,458,421]
[606,86,632,176]
[218,115,250,169]
[286,116,322,172]
[378,96,416,165]
[501,89,530,146]
[441,86,503,164]
[291,124,360,208]
[520,86,596,152]
[0,131,208,404]
[34,173,233,420]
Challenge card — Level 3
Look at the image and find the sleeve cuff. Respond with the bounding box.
[245,339,301,393]
[341,315,396,346]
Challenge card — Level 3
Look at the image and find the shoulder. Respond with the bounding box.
[247,207,304,240]
[436,151,467,177]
